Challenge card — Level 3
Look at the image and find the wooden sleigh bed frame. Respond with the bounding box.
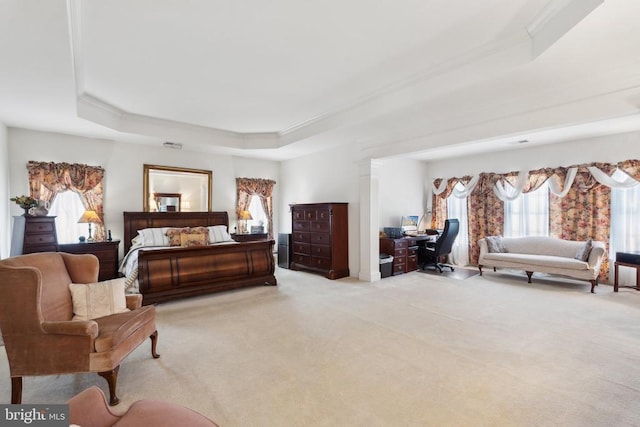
[123,211,277,305]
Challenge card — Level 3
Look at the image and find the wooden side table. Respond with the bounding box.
[614,261,640,292]
[58,240,121,281]
[231,233,269,242]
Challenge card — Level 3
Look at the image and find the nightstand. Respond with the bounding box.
[57,240,121,281]
[231,233,269,242]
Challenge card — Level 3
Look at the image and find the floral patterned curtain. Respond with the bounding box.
[432,177,466,229]
[467,173,505,264]
[235,177,276,239]
[549,163,617,281]
[434,161,638,269]
[27,161,106,241]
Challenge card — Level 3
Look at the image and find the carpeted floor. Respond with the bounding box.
[417,265,479,280]
[1,266,640,426]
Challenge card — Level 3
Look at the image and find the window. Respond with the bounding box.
[447,183,469,265]
[610,169,640,254]
[503,182,549,237]
[247,195,268,233]
[48,190,86,244]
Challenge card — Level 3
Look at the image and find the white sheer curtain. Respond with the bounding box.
[504,182,549,238]
[48,190,86,244]
[447,183,469,266]
[247,195,269,233]
[610,169,640,285]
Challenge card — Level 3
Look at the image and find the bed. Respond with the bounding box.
[122,211,277,305]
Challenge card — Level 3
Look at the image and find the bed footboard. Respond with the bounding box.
[138,240,276,305]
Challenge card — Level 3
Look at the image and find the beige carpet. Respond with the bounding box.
[1,267,640,426]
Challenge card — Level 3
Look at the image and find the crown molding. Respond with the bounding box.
[526,0,603,58]
[65,1,558,153]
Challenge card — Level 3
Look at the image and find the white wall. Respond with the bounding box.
[0,122,9,258]
[280,144,361,276]
[279,145,430,279]
[7,128,279,259]
[378,157,428,230]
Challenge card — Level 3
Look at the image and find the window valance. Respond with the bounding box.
[432,159,640,202]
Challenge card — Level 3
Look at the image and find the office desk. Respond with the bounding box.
[380,235,435,275]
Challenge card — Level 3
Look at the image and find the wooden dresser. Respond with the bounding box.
[10,216,58,255]
[57,240,121,281]
[290,203,349,279]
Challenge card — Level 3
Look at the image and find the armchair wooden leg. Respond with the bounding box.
[478,265,483,276]
[11,376,22,404]
[98,366,120,406]
[590,279,597,293]
[526,271,533,283]
[150,330,160,359]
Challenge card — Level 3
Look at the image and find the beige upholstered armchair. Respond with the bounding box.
[0,252,159,405]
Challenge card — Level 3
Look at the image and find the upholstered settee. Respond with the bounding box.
[68,386,219,427]
[477,236,606,292]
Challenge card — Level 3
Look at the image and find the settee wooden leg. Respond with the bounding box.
[590,279,597,293]
[526,271,533,283]
[150,330,160,359]
[478,265,483,276]
[98,366,120,406]
[11,376,22,404]
[493,267,497,272]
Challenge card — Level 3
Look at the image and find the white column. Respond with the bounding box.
[359,159,382,282]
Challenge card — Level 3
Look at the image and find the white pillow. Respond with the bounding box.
[69,278,130,321]
[208,225,234,243]
[137,227,171,247]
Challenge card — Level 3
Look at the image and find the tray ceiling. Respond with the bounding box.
[1,0,640,160]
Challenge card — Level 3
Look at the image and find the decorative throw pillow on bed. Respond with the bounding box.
[574,238,593,262]
[180,232,208,247]
[165,227,190,246]
[69,278,130,321]
[485,235,507,253]
[208,225,234,243]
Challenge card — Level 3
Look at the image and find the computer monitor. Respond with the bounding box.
[401,215,419,235]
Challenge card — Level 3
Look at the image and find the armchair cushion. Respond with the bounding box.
[94,306,156,353]
[69,278,130,321]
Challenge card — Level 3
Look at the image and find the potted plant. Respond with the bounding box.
[10,195,39,216]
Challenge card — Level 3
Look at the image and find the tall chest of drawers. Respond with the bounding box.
[290,203,349,279]
[10,216,58,256]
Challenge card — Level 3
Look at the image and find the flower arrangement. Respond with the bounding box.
[10,195,38,210]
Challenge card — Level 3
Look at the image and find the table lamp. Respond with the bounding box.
[238,210,252,234]
[78,210,102,242]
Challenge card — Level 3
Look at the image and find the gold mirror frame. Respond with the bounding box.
[143,164,212,212]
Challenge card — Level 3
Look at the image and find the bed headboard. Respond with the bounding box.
[123,211,229,252]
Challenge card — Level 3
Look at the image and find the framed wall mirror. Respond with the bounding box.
[143,164,212,212]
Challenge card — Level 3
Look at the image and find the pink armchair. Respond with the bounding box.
[0,252,159,405]
[68,386,219,427]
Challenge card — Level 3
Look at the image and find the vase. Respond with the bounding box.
[23,207,32,216]
[33,200,49,216]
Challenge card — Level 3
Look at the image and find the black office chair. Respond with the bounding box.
[419,218,459,273]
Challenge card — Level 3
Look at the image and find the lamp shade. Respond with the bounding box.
[78,210,102,224]
[239,210,253,220]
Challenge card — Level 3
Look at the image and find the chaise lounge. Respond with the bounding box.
[477,236,606,292]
